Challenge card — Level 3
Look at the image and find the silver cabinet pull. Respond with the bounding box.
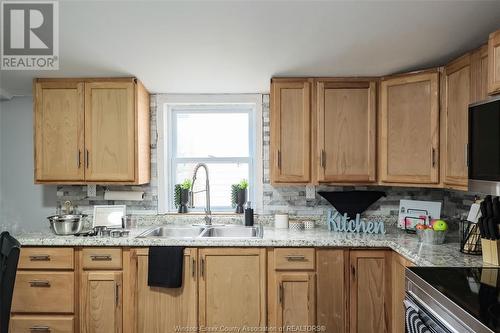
[90,254,112,261]
[86,149,89,168]
[29,280,50,287]
[278,283,283,304]
[191,257,196,278]
[285,255,306,261]
[115,282,119,307]
[465,143,469,167]
[29,326,51,332]
[431,148,436,167]
[29,255,50,261]
[200,258,205,278]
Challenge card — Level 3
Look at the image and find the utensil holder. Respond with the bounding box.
[481,239,500,265]
[459,220,482,255]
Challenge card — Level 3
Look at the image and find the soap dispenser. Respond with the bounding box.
[244,201,254,226]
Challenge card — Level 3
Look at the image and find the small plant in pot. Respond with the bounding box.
[175,179,192,213]
[231,179,248,214]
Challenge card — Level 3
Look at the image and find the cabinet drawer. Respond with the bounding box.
[82,248,122,269]
[18,248,74,270]
[10,315,74,333]
[274,248,315,270]
[12,272,74,313]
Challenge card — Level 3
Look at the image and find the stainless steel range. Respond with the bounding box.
[405,267,500,333]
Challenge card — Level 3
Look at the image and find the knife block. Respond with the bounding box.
[482,239,500,265]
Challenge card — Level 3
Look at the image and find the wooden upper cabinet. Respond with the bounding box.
[349,250,391,333]
[443,55,470,189]
[135,248,197,333]
[316,80,376,183]
[198,248,266,329]
[85,82,135,182]
[34,81,85,182]
[379,71,440,184]
[34,78,150,184]
[488,29,500,95]
[471,45,489,103]
[270,79,311,184]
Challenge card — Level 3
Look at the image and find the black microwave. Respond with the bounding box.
[469,96,500,194]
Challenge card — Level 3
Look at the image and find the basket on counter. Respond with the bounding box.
[416,229,447,245]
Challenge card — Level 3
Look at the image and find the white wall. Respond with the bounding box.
[0,96,57,233]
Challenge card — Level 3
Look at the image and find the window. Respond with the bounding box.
[157,95,262,213]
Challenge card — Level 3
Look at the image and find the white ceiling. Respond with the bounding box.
[2,0,500,97]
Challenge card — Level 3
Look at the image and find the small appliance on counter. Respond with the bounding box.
[406,267,500,333]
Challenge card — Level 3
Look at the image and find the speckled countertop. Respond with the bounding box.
[13,225,485,268]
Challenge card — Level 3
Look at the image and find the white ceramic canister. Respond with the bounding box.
[274,213,289,229]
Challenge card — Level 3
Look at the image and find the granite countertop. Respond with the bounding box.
[13,225,485,268]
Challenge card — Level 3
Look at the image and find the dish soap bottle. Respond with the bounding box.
[244,201,254,226]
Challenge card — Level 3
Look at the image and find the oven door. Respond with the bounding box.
[405,293,455,333]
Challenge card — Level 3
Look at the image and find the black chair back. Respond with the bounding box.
[0,232,20,333]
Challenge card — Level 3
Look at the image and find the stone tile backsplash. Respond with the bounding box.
[55,94,476,220]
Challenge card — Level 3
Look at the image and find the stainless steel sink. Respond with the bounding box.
[136,225,263,239]
[200,225,263,239]
[137,226,205,238]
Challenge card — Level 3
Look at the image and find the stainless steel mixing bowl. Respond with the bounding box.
[47,214,87,235]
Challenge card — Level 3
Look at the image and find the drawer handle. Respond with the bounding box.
[29,326,51,332]
[285,255,306,261]
[29,255,51,261]
[90,254,112,261]
[29,280,51,287]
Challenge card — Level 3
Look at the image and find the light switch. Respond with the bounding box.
[306,185,316,200]
[87,184,97,198]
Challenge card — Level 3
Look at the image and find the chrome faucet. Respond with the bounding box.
[189,163,212,225]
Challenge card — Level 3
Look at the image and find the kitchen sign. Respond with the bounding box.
[327,210,386,234]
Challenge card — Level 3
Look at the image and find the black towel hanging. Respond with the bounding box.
[148,246,185,288]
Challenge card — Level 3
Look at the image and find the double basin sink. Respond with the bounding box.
[137,224,263,240]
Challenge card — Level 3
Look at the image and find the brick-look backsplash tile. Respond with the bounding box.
[57,93,474,219]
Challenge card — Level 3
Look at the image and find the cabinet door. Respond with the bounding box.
[316,249,347,333]
[276,272,316,330]
[471,45,489,104]
[34,81,84,182]
[349,250,390,333]
[379,72,439,184]
[135,248,197,333]
[443,55,470,189]
[488,29,500,95]
[199,248,266,328]
[270,79,311,183]
[85,82,135,182]
[81,271,122,333]
[391,253,413,333]
[317,80,376,183]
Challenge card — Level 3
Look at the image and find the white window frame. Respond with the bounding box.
[157,94,263,214]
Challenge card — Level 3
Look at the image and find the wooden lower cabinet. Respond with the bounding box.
[198,248,267,329]
[10,315,74,333]
[276,272,316,330]
[391,253,414,333]
[80,271,122,333]
[349,250,391,333]
[135,248,197,333]
[316,249,348,333]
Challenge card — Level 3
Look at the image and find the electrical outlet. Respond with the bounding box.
[305,185,316,200]
[87,184,97,198]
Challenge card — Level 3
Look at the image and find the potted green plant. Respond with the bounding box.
[231,179,248,214]
[175,179,192,213]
